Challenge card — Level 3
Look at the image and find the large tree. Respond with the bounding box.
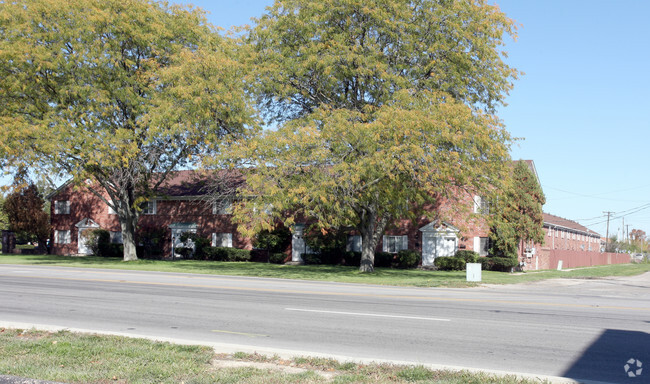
[234,0,518,272]
[0,0,255,260]
[3,184,50,249]
[489,161,546,261]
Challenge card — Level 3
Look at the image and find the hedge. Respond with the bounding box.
[202,247,251,262]
[480,256,517,272]
[434,256,466,271]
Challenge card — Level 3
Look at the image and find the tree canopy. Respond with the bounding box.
[234,0,518,272]
[2,184,50,248]
[0,0,256,260]
[489,161,546,262]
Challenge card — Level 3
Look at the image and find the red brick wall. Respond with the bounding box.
[383,192,489,253]
[49,183,250,256]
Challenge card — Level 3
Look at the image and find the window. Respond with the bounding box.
[473,196,489,215]
[346,235,362,253]
[141,200,156,215]
[212,232,233,248]
[478,237,490,257]
[547,228,552,237]
[55,230,71,244]
[383,235,408,253]
[54,201,70,215]
[212,199,233,215]
[110,231,123,244]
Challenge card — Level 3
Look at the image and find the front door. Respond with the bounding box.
[77,228,92,255]
[436,236,457,257]
[422,232,436,266]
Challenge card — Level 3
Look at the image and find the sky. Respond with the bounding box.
[176,0,650,239]
[5,0,650,240]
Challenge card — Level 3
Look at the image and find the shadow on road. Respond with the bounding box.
[562,329,649,383]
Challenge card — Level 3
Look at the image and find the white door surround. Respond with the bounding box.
[75,218,100,255]
[168,222,198,258]
[419,221,459,266]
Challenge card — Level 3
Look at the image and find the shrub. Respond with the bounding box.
[269,252,287,264]
[100,243,123,258]
[434,256,466,271]
[301,253,322,265]
[136,227,166,259]
[202,247,251,262]
[178,232,211,259]
[85,229,110,256]
[343,251,361,266]
[395,250,420,269]
[253,227,292,253]
[455,250,479,263]
[480,256,517,272]
[374,252,394,268]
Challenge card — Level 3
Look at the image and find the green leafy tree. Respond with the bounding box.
[3,184,50,249]
[234,0,518,272]
[0,0,255,260]
[0,193,9,231]
[489,161,546,261]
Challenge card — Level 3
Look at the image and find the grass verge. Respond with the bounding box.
[0,328,548,384]
[1,253,649,287]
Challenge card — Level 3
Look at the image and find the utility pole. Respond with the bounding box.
[626,224,630,244]
[604,211,614,252]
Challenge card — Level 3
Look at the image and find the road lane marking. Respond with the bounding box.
[1,273,648,312]
[211,330,269,338]
[285,308,451,322]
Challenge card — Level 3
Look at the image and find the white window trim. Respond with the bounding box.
[473,195,489,215]
[212,199,233,215]
[55,230,71,244]
[212,232,233,248]
[54,201,70,215]
[142,200,157,215]
[346,235,362,253]
[382,235,408,253]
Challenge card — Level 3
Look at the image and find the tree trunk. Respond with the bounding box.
[358,207,389,273]
[119,209,139,261]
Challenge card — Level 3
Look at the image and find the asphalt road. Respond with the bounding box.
[0,264,648,384]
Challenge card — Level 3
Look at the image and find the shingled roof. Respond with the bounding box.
[543,212,601,237]
[155,169,244,197]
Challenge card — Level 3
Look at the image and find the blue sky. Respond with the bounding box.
[6,1,649,239]
[180,0,650,239]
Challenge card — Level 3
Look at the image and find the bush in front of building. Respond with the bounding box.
[178,232,211,259]
[434,256,466,271]
[394,249,421,269]
[86,229,122,258]
[479,256,517,272]
[202,246,251,262]
[269,252,287,264]
[455,250,479,263]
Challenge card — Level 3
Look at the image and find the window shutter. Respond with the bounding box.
[211,233,217,247]
[473,237,480,253]
[382,236,388,252]
[401,236,408,251]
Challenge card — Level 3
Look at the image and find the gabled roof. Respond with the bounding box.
[543,213,601,237]
[47,169,244,200]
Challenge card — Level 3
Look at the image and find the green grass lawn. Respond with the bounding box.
[0,328,547,384]
[1,253,648,287]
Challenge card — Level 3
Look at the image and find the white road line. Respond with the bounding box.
[285,308,450,322]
